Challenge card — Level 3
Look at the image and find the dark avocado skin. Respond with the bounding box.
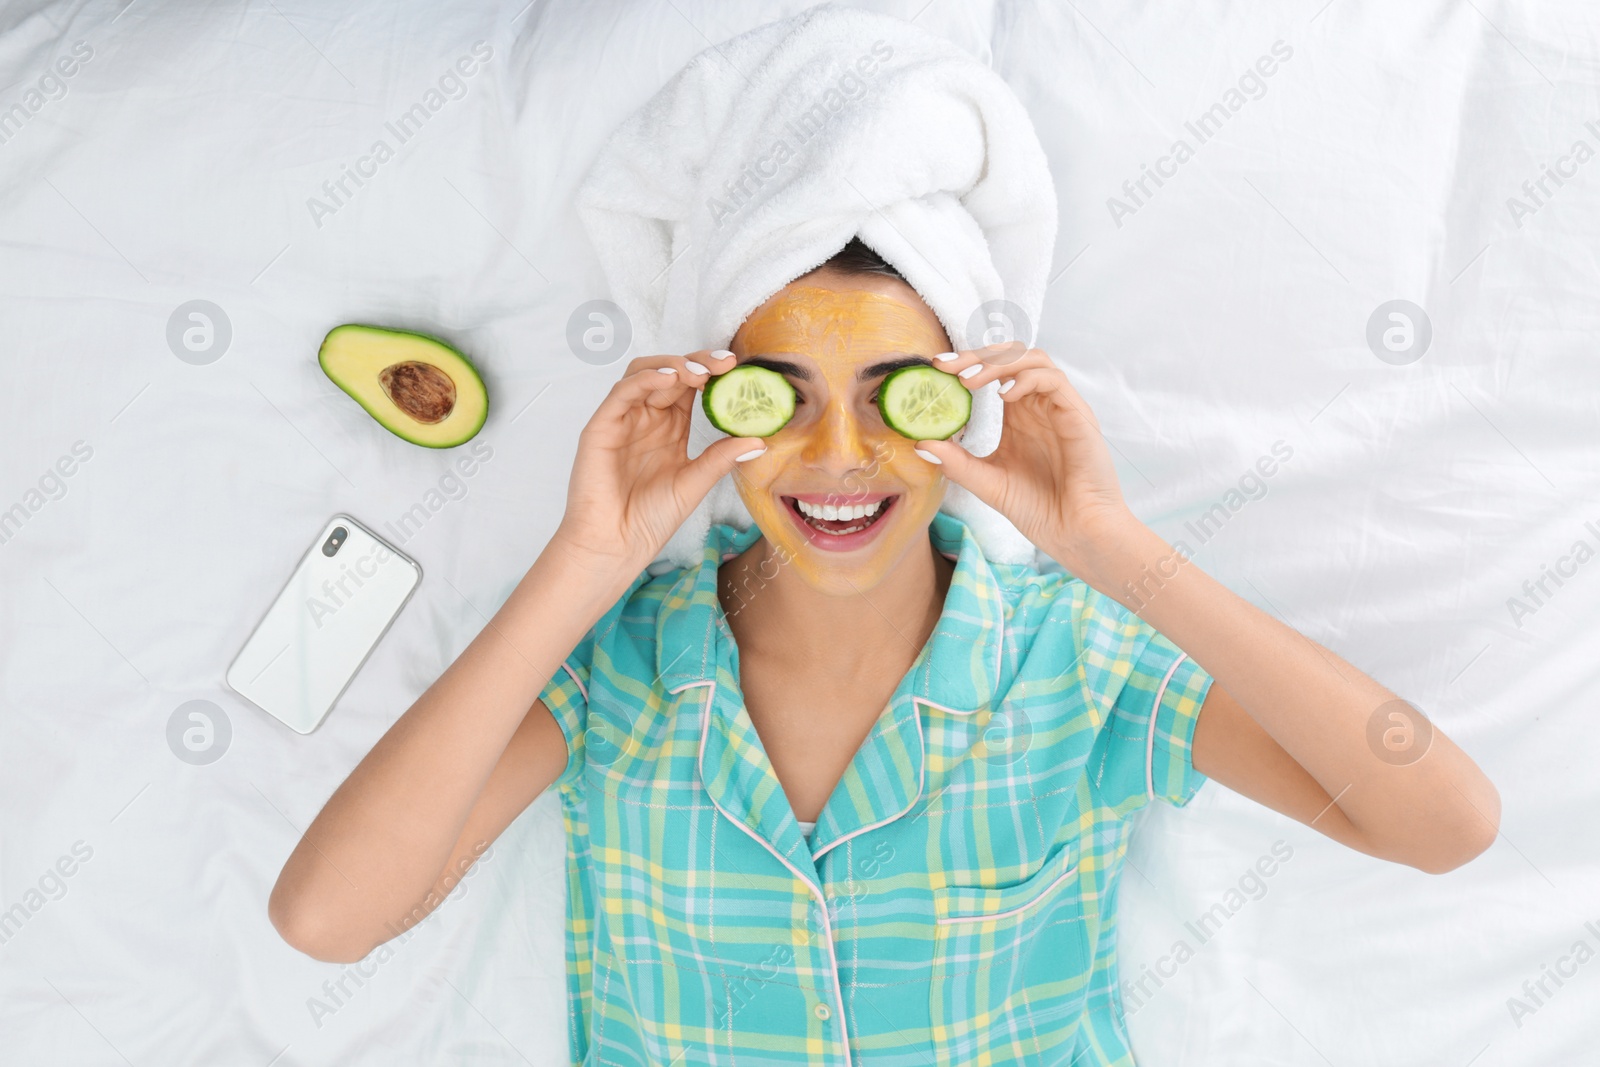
[319,324,488,448]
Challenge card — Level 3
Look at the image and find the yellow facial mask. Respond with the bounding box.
[726,282,954,594]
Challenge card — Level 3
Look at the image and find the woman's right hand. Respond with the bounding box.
[551,349,767,576]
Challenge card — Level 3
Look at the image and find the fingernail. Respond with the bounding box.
[998,378,1016,394]
[734,448,766,462]
[684,360,708,375]
[711,349,735,360]
[656,367,677,375]
[958,364,983,379]
[914,448,941,464]
[934,351,960,362]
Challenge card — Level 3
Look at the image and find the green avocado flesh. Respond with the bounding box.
[702,364,796,437]
[877,365,971,440]
[319,324,488,448]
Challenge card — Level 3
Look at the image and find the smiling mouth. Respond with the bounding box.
[781,494,898,536]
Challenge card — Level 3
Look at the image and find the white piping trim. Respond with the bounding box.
[992,587,1005,702]
[1145,652,1189,802]
[810,700,927,864]
[561,660,587,703]
[917,696,982,716]
[694,680,853,1066]
[935,860,1080,925]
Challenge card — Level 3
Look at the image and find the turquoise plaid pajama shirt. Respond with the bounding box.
[536,508,1213,1066]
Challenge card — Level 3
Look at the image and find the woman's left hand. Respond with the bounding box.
[911,343,1136,573]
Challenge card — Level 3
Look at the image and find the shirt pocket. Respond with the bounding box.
[928,842,1093,1059]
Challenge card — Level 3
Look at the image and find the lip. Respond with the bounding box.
[780,493,898,552]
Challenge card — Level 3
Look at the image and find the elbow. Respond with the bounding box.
[1351,773,1501,876]
[1408,781,1502,876]
[268,881,373,965]
[1408,828,1495,875]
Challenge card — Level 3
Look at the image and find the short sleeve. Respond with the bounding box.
[1076,586,1215,816]
[535,568,653,794]
[538,632,594,794]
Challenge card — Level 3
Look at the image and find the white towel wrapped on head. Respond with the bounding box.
[574,1,1060,574]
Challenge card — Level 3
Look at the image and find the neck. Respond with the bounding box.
[719,528,955,677]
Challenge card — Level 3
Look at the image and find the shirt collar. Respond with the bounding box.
[657,508,1009,874]
[655,508,1004,711]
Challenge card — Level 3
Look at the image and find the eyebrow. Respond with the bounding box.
[740,354,934,383]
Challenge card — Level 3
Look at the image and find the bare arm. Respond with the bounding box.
[267,348,766,963]
[267,544,630,963]
[1086,529,1500,875]
[910,343,1500,876]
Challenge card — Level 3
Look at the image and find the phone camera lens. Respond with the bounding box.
[323,526,348,557]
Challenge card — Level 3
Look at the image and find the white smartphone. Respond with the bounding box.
[227,514,422,734]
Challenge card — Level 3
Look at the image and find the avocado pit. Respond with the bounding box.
[379,361,456,424]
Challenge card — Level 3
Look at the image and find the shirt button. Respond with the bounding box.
[814,1002,832,1021]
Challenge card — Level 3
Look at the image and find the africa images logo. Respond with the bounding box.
[306,41,493,229]
[706,39,894,228]
[1106,40,1294,227]
[0,41,93,146]
[304,540,397,630]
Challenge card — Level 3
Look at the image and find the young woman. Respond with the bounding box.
[269,239,1500,1066]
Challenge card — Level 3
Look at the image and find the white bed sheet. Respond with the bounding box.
[1,0,1596,1063]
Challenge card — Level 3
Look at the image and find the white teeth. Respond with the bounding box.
[794,498,886,522]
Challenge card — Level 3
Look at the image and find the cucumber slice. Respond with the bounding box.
[702,364,796,437]
[877,365,971,440]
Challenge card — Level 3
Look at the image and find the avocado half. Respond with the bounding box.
[319,324,488,448]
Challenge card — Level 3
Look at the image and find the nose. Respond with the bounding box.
[799,394,877,482]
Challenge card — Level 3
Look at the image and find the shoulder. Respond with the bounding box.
[594,565,681,646]
[991,558,1152,662]
[991,560,1084,636]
